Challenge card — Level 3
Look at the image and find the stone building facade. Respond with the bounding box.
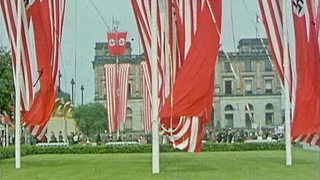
[213,39,283,130]
[92,38,284,133]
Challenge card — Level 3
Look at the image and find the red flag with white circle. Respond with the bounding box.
[107,32,127,56]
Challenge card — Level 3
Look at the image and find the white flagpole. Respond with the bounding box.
[116,55,120,140]
[15,0,23,169]
[282,0,292,166]
[151,0,160,174]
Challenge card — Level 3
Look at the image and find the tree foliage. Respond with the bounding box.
[57,90,71,102]
[0,47,14,114]
[73,103,107,136]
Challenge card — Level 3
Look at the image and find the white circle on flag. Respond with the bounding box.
[118,38,126,46]
[108,39,115,46]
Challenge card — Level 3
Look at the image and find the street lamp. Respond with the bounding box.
[80,85,84,106]
[58,70,62,92]
[70,78,75,103]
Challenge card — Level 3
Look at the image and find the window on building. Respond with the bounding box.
[225,114,234,128]
[224,105,234,128]
[245,103,254,129]
[265,103,274,110]
[265,113,273,125]
[224,62,231,72]
[225,80,232,95]
[244,60,252,72]
[225,104,234,111]
[128,82,132,97]
[125,108,133,131]
[245,114,253,129]
[245,103,254,111]
[264,60,272,71]
[265,79,273,93]
[265,103,274,125]
[245,79,252,94]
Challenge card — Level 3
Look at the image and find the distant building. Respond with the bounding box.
[213,38,283,130]
[92,38,284,134]
[92,42,145,133]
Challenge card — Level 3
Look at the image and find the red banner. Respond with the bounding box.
[107,32,127,56]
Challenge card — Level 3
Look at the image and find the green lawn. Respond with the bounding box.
[0,149,319,180]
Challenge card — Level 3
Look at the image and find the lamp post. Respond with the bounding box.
[80,85,84,106]
[70,78,75,103]
[58,70,62,92]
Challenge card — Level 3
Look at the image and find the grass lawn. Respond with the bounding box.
[0,148,319,180]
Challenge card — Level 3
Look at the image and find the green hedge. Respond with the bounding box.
[0,143,285,159]
[201,142,285,152]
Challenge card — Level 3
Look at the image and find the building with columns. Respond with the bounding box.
[92,38,284,134]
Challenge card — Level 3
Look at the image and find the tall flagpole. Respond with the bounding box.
[116,55,120,140]
[15,0,23,169]
[282,0,292,166]
[151,0,160,174]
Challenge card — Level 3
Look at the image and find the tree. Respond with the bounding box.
[73,103,107,136]
[57,90,71,102]
[0,47,14,115]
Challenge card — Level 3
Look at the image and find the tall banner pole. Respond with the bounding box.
[282,0,292,166]
[116,55,120,140]
[15,0,23,169]
[151,0,160,174]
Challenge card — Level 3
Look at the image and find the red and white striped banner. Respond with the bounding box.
[104,63,130,133]
[0,0,65,140]
[259,0,320,146]
[141,61,152,133]
[258,0,294,103]
[258,0,285,83]
[25,123,48,142]
[132,0,222,152]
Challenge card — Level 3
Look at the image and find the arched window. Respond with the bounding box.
[225,104,234,111]
[127,108,133,114]
[265,103,274,125]
[265,103,273,110]
[245,103,253,111]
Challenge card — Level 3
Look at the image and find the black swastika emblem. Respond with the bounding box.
[292,0,305,17]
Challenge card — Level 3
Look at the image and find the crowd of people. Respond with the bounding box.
[203,128,284,143]
[44,127,284,146]
[0,126,283,147]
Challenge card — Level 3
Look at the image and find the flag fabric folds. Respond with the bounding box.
[258,0,291,86]
[258,0,284,82]
[259,0,320,145]
[0,0,65,140]
[107,32,128,56]
[141,61,152,133]
[290,0,320,145]
[131,0,222,152]
[104,63,130,133]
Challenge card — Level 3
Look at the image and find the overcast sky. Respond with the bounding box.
[1,0,268,106]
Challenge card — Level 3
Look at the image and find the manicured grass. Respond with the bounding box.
[0,148,319,180]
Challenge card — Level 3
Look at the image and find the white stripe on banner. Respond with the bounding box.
[104,63,130,133]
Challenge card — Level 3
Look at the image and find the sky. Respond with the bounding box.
[0,0,268,106]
